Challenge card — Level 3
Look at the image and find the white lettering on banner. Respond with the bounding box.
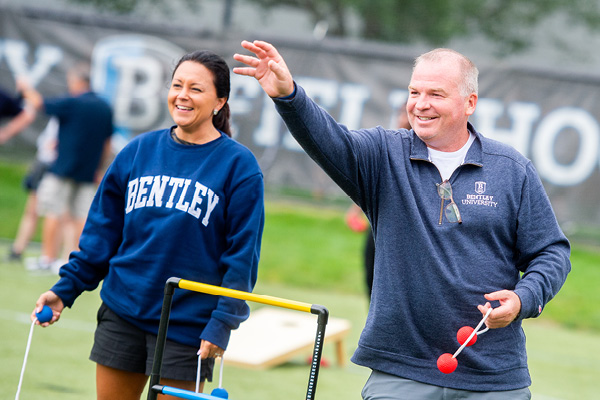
[0,39,62,86]
[110,56,163,130]
[230,74,262,139]
[242,74,600,187]
[125,175,219,226]
[252,93,284,147]
[90,35,186,137]
[473,99,600,187]
[249,77,372,152]
[532,107,600,186]
[338,83,370,129]
[473,99,540,156]
[11,30,600,190]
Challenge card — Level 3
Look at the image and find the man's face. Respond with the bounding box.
[407,58,477,151]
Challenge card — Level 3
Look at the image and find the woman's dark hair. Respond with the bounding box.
[172,50,232,136]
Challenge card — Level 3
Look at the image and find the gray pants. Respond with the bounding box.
[362,370,531,400]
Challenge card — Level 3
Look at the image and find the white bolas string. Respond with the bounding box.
[452,308,492,359]
[15,319,37,400]
[195,352,202,393]
[218,355,224,388]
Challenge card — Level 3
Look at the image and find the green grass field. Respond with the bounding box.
[1,159,600,399]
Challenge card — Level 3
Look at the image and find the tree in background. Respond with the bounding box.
[250,0,600,54]
[66,0,600,54]
[66,0,200,14]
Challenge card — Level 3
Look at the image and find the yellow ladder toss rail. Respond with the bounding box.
[148,277,329,400]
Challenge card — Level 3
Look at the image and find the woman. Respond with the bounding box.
[31,50,265,399]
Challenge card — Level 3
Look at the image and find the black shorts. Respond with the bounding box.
[89,303,213,382]
[22,161,50,191]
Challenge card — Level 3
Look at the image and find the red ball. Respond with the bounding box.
[346,213,368,232]
[457,326,477,346]
[437,353,457,374]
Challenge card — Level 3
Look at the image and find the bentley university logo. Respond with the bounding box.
[463,181,497,208]
[475,181,486,194]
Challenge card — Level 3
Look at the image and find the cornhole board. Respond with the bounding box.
[225,307,351,369]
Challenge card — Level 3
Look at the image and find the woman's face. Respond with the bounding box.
[168,61,226,135]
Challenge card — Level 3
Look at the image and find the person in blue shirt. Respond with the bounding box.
[234,40,570,400]
[32,50,265,399]
[19,64,114,271]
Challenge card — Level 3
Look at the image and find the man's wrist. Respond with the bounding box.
[275,82,296,100]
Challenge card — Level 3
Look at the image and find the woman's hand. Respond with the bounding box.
[198,339,225,359]
[31,291,64,327]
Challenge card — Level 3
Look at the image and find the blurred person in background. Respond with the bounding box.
[5,117,58,262]
[19,62,114,272]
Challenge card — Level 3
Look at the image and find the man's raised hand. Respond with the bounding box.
[233,40,295,98]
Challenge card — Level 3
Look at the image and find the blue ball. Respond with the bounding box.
[211,387,229,399]
[35,305,53,323]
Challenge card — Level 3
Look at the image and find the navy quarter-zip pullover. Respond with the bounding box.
[273,84,570,391]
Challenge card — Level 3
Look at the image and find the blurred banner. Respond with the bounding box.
[1,6,599,231]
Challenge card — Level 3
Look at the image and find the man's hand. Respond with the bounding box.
[477,290,521,329]
[233,40,295,98]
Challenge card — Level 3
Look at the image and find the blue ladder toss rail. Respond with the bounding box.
[153,385,227,400]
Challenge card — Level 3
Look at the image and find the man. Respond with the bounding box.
[233,41,570,399]
[20,63,114,271]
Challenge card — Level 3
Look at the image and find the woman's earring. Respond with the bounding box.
[213,109,219,116]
